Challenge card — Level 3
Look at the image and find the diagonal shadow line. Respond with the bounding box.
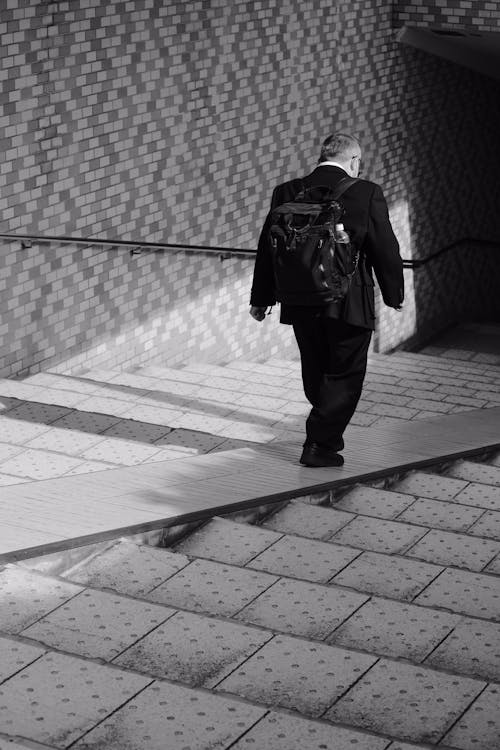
[0,389,292,456]
[15,373,302,429]
[0,396,254,465]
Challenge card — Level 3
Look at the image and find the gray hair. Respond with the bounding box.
[319,132,361,163]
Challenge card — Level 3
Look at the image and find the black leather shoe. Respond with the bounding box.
[300,442,344,467]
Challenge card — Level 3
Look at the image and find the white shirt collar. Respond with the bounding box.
[317,160,348,170]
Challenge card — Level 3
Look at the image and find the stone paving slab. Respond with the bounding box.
[0,566,82,634]
[442,684,500,750]
[397,497,485,534]
[331,551,443,601]
[173,518,282,566]
[4,402,72,425]
[334,485,416,518]
[0,652,151,747]
[0,443,25,462]
[326,658,485,744]
[79,437,165,465]
[330,515,427,554]
[327,597,460,661]
[230,711,391,750]
[68,457,136,477]
[60,541,190,596]
[405,529,500,572]
[20,588,174,661]
[391,472,469,501]
[425,616,500,682]
[216,634,377,718]
[146,558,278,618]
[70,679,266,750]
[485,553,500,574]
[72,395,132,418]
[154,428,227,452]
[234,577,368,639]
[0,449,83,481]
[102,420,172,443]
[0,636,46,683]
[246,535,360,583]
[454,481,500,511]
[414,568,500,620]
[113,609,272,688]
[32,389,105,410]
[49,410,122,433]
[25,428,106,455]
[261,501,354,539]
[366,403,420,420]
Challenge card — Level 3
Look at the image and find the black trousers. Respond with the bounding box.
[292,317,372,451]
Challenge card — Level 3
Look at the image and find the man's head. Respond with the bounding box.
[319,132,362,177]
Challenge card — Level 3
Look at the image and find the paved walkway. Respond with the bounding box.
[0,338,499,749]
[0,349,499,559]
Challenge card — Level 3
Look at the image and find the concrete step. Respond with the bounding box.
[444,458,500,486]
[3,466,500,747]
[53,533,500,683]
[389,469,500,511]
[0,617,425,750]
[1,457,500,748]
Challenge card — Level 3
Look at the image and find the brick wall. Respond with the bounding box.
[1,0,499,376]
[0,240,296,377]
[394,1,500,31]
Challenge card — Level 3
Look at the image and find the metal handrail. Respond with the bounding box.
[402,237,499,269]
[0,232,256,258]
[0,232,497,268]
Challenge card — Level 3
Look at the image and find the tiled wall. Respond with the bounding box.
[0,240,296,377]
[1,0,499,377]
[394,1,500,31]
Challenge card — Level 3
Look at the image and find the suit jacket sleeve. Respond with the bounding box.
[364,185,404,309]
[249,186,281,307]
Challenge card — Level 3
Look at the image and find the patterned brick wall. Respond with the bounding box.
[1,0,499,376]
[394,1,500,31]
[0,240,296,377]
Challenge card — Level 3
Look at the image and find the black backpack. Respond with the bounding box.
[268,177,359,306]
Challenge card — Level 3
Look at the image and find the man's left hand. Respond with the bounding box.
[249,306,268,322]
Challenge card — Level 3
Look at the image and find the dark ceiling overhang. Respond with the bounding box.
[397,26,500,82]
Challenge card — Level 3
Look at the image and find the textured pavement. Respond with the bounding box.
[0,337,500,749]
[0,347,499,486]
[1,452,500,749]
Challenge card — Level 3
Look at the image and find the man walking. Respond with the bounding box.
[250,132,404,467]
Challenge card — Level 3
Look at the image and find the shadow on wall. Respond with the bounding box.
[0,242,296,378]
[388,45,500,349]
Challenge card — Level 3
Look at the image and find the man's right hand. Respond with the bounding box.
[249,306,268,322]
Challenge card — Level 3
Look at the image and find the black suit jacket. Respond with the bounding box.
[250,165,404,330]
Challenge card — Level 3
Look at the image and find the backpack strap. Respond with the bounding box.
[290,178,306,200]
[293,177,359,203]
[331,176,359,200]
